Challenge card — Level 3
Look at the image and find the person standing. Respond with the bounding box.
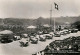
[73,42,78,52]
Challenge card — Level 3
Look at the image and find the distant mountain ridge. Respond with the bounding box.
[0,16,80,26]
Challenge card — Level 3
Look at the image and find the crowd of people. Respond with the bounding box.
[44,36,80,52]
[0,26,80,55]
[32,28,80,55]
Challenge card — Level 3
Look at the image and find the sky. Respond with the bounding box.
[0,0,80,19]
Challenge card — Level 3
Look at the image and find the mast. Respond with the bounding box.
[54,15,55,32]
[50,4,56,32]
[50,4,52,26]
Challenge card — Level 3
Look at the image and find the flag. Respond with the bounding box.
[54,2,59,10]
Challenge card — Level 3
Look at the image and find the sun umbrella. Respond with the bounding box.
[27,25,37,29]
[27,25,37,33]
[43,24,50,27]
[0,30,13,34]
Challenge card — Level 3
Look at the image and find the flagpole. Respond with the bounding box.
[50,3,56,32]
[53,3,56,33]
[50,4,52,29]
[50,2,59,32]
[54,16,56,32]
[53,2,59,33]
[50,4,52,25]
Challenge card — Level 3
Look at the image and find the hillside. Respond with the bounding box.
[0,16,79,26]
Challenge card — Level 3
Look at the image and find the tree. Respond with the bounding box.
[36,17,43,30]
[72,21,80,30]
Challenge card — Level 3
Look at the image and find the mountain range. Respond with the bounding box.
[0,16,80,26]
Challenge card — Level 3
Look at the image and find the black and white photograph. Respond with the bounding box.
[0,0,80,55]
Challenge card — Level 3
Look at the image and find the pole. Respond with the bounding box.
[50,4,56,32]
[54,17,55,32]
[2,19,4,25]
[50,4,52,31]
[50,4,52,25]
